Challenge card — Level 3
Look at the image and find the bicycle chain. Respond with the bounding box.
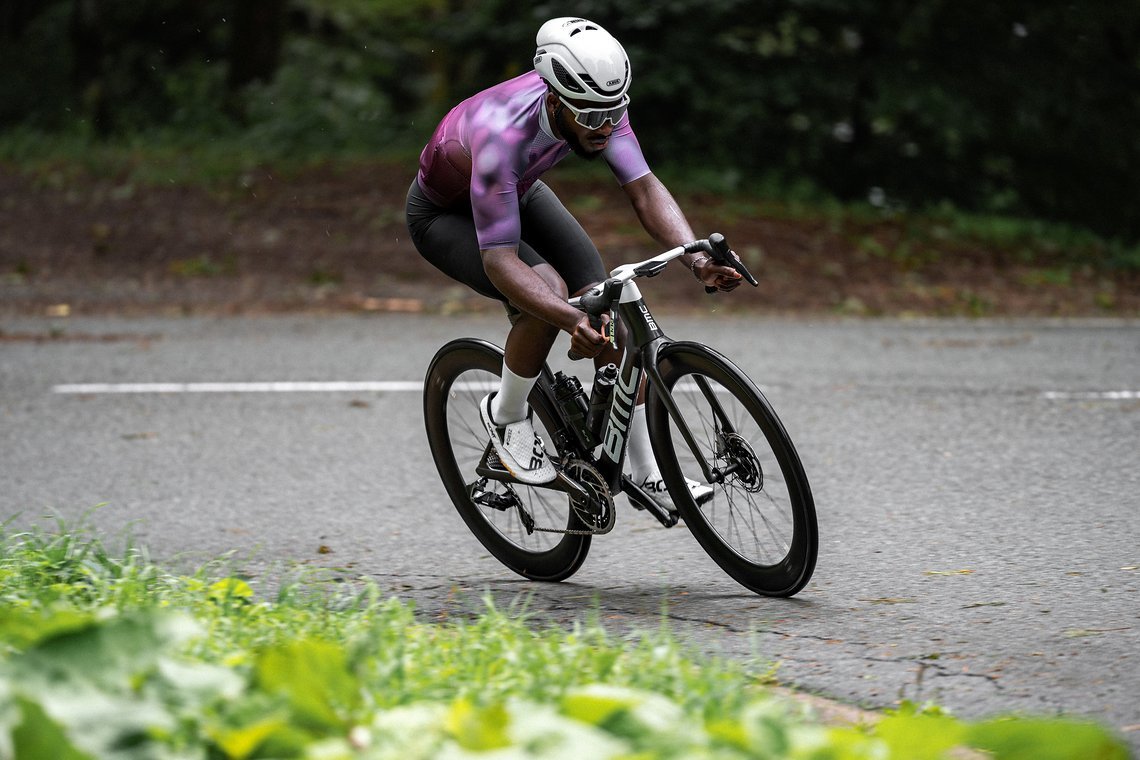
[532,458,615,536]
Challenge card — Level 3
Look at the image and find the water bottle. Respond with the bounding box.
[586,363,619,442]
[552,371,594,450]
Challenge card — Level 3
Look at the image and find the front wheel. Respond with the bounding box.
[423,338,591,582]
[647,343,817,597]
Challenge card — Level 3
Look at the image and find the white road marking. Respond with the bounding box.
[52,381,494,395]
[1040,391,1140,400]
[50,383,1140,401]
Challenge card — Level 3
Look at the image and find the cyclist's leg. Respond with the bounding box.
[517,181,621,368]
[407,179,566,479]
[511,182,710,508]
[518,181,607,304]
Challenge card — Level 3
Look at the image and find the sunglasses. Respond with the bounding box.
[557,94,630,130]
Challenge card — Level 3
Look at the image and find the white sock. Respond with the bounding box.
[492,362,538,424]
[627,404,658,482]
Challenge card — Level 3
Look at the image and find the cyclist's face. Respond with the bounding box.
[548,92,615,160]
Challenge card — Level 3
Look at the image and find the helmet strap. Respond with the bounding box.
[550,93,568,139]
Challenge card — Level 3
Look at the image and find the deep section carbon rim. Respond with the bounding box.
[650,344,816,596]
[423,339,591,581]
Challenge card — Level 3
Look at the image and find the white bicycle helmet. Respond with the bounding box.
[534,17,631,104]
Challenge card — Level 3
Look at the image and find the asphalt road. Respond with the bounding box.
[2,313,1138,747]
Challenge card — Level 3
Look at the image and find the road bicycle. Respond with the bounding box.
[423,234,817,597]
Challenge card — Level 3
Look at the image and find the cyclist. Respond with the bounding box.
[406,17,742,510]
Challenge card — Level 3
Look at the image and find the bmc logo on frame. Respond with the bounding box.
[602,361,639,460]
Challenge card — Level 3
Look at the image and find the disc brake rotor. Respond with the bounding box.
[721,433,764,493]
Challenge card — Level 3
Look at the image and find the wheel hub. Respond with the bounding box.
[720,433,764,493]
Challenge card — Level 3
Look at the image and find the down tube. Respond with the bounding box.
[595,351,643,492]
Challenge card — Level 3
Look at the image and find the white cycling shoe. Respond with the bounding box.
[631,472,715,515]
[479,393,557,485]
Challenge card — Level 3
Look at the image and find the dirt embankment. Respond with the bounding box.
[1,163,1135,318]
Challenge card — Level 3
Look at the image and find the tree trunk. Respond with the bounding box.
[226,0,287,94]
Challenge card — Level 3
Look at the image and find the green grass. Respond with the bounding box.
[0,126,421,188]
[0,517,1132,759]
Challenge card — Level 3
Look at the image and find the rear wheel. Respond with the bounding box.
[423,338,591,581]
[647,343,817,597]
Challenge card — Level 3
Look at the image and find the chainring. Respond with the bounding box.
[558,458,615,535]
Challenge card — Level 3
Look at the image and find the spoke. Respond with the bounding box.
[671,368,796,567]
[447,369,567,552]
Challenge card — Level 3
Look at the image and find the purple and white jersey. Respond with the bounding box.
[416,71,651,250]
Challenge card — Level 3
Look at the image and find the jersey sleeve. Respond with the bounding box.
[470,134,523,250]
[468,98,531,251]
[604,115,651,186]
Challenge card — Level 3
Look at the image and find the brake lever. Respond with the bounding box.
[702,232,759,294]
[567,279,621,360]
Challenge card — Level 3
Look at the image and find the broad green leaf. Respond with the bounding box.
[209,716,288,760]
[13,611,199,691]
[736,699,794,757]
[303,737,358,760]
[22,683,176,759]
[814,725,890,759]
[561,685,645,726]
[10,696,94,760]
[253,638,360,731]
[563,684,691,747]
[875,712,966,760]
[966,718,1130,760]
[369,703,448,757]
[444,698,511,751]
[0,605,96,649]
[154,657,245,708]
[706,717,751,751]
[0,680,16,760]
[506,702,630,760]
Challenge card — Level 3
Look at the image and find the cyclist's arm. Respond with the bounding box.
[481,247,580,331]
[622,173,742,291]
[622,172,696,250]
[481,247,607,358]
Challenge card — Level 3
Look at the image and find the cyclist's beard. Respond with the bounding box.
[556,105,604,161]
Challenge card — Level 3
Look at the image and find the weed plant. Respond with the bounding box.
[0,517,1130,759]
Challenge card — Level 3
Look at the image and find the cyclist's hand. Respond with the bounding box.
[569,313,610,359]
[695,255,744,292]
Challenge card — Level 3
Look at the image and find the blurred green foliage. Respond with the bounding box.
[1,0,1138,241]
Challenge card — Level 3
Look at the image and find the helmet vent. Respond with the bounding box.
[550,59,585,94]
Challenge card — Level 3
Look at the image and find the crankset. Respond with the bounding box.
[470,445,614,535]
[558,458,615,535]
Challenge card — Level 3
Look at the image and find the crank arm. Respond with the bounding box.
[621,475,680,528]
[473,443,592,503]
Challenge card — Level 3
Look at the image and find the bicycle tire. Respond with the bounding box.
[647,342,817,597]
[423,338,591,582]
